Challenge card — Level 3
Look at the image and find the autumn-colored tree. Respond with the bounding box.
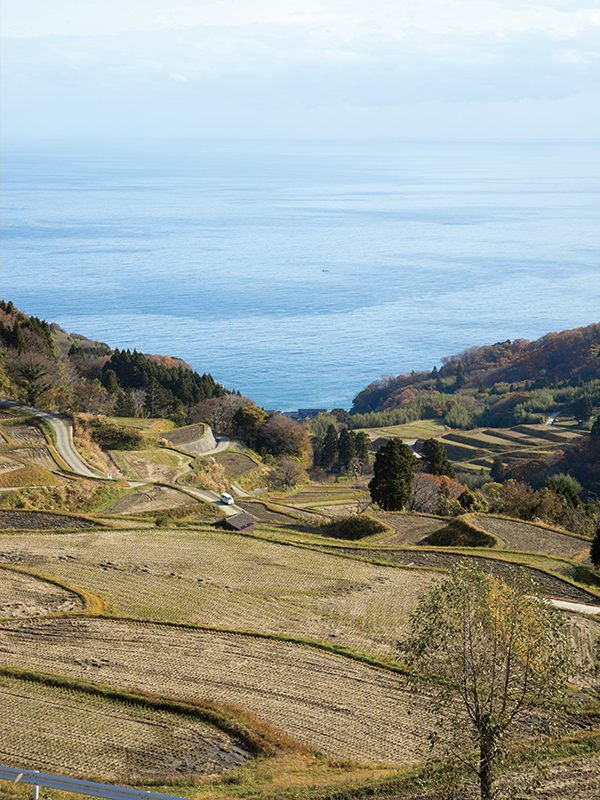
[256,413,310,462]
[400,562,573,800]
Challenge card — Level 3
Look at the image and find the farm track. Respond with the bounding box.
[0,617,436,765]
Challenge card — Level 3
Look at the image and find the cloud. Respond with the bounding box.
[2,0,599,138]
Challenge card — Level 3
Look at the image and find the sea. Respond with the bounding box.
[2,139,599,411]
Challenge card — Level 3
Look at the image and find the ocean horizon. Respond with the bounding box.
[2,138,599,410]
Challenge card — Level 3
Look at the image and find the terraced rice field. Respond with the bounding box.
[0,529,435,658]
[0,672,249,780]
[0,570,82,617]
[0,618,437,765]
[472,516,590,559]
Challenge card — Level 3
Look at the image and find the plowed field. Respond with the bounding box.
[0,672,249,780]
[472,516,589,559]
[0,617,436,765]
[0,529,434,658]
[0,570,82,617]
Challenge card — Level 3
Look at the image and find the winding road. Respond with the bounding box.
[0,398,100,478]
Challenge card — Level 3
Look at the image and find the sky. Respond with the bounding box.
[2,0,600,139]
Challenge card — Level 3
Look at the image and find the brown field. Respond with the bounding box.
[0,528,435,658]
[112,450,192,483]
[0,672,249,780]
[366,513,446,546]
[472,516,590,559]
[313,545,600,604]
[214,452,259,479]
[0,570,83,617]
[6,446,60,472]
[0,617,437,765]
[102,486,200,515]
[0,511,96,531]
[2,426,46,446]
[162,423,206,447]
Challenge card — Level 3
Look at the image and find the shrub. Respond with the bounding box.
[323,514,389,540]
[427,518,496,547]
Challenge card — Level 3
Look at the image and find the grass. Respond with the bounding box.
[0,462,62,489]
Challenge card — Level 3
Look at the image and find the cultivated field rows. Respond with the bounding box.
[0,529,435,658]
[471,516,589,559]
[0,672,250,780]
[0,569,82,617]
[0,618,437,765]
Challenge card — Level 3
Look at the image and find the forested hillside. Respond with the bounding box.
[350,323,600,430]
[0,300,229,423]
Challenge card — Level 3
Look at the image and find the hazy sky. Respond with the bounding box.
[2,0,599,138]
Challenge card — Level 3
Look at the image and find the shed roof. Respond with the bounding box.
[214,511,258,531]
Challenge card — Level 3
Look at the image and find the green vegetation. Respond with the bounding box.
[426,518,497,548]
[369,439,417,511]
[321,514,390,540]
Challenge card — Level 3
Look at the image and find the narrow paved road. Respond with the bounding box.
[0,399,100,479]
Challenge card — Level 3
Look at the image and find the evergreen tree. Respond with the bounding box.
[369,439,416,511]
[490,458,508,483]
[354,431,371,462]
[320,424,339,470]
[115,388,136,417]
[421,438,455,478]
[591,417,600,437]
[338,428,356,470]
[591,524,600,569]
[143,378,166,417]
[13,323,27,355]
[454,362,467,390]
[103,369,120,395]
[547,475,581,508]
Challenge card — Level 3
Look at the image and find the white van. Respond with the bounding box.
[220,492,234,505]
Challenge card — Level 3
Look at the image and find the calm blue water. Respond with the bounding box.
[2,139,599,410]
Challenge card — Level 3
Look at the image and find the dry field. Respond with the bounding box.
[4,447,59,472]
[0,672,250,780]
[0,528,435,658]
[369,514,446,546]
[2,426,46,446]
[313,544,600,604]
[472,516,589,559]
[0,570,82,617]
[102,486,200,515]
[112,450,192,483]
[0,617,437,765]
